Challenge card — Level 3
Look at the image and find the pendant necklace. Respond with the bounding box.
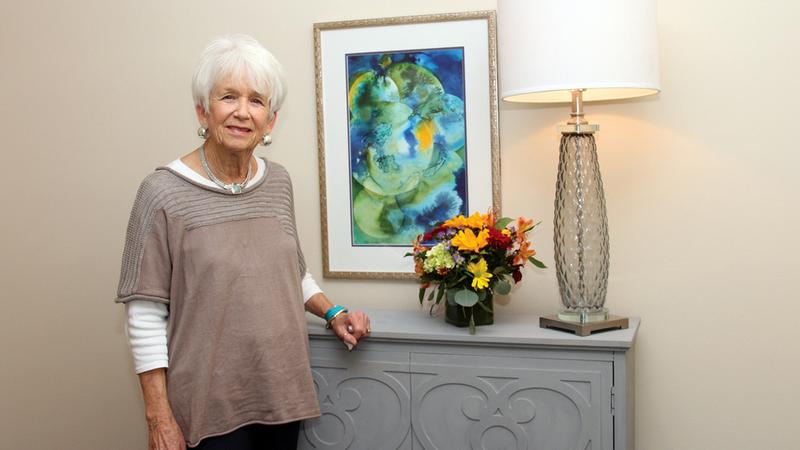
[200,145,252,194]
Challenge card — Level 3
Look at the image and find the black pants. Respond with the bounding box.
[192,421,300,450]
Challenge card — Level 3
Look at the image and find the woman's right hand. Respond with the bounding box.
[147,415,186,450]
[138,368,185,450]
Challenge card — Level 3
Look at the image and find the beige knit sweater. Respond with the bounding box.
[116,159,320,447]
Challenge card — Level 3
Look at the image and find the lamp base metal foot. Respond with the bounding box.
[540,315,629,337]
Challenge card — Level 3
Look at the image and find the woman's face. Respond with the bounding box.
[196,75,276,154]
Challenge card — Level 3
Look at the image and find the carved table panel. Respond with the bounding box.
[300,310,638,450]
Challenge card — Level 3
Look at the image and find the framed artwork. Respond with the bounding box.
[314,11,500,279]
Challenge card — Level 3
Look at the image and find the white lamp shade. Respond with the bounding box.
[498,0,661,103]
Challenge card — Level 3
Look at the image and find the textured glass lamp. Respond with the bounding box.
[498,0,660,327]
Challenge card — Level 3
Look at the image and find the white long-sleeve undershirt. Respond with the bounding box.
[124,157,323,374]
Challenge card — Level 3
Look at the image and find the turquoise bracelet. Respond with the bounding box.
[324,305,348,323]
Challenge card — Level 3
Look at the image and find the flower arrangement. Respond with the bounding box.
[407,211,546,333]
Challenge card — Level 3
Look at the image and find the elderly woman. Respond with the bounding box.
[116,35,370,450]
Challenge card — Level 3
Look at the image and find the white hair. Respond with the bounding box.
[191,34,287,119]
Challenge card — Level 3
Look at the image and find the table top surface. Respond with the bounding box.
[307,308,640,350]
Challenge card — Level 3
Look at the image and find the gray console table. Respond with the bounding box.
[300,309,639,450]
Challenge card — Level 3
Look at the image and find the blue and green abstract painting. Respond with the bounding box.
[347,48,468,245]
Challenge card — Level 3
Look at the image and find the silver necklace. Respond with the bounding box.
[200,146,252,194]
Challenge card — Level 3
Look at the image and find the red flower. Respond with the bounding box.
[512,269,522,283]
[422,225,447,242]
[487,227,512,249]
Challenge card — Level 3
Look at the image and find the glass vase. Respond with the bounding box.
[445,291,494,327]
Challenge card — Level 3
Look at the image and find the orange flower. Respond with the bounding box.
[482,209,496,228]
[413,234,428,253]
[415,260,425,276]
[516,216,534,234]
[514,240,537,265]
[452,228,490,252]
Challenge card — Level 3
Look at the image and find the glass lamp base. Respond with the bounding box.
[558,307,609,324]
[554,129,611,323]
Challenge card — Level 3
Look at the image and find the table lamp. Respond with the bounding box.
[497,0,660,333]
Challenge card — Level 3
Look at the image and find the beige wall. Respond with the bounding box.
[1,0,798,448]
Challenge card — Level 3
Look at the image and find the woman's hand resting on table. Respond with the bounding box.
[329,310,371,350]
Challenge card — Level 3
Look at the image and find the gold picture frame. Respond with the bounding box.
[314,11,500,279]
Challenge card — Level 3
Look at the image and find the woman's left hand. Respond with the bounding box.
[330,310,371,350]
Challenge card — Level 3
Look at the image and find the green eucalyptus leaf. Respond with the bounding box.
[495,280,511,295]
[528,256,547,269]
[494,217,513,230]
[477,289,487,302]
[455,289,479,307]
